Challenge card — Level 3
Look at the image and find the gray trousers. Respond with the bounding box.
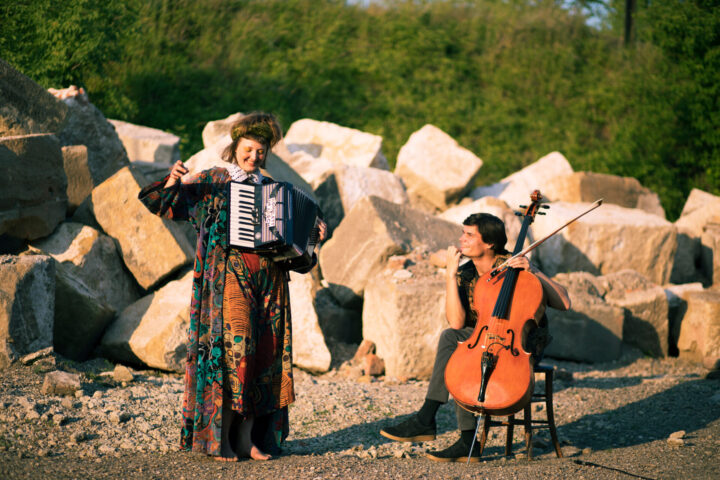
[426,327,478,431]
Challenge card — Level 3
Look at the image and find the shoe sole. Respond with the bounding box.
[379,430,436,443]
[425,453,480,463]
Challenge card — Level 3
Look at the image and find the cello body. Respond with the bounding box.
[444,190,547,416]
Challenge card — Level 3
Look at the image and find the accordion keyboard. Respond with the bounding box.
[228,182,259,248]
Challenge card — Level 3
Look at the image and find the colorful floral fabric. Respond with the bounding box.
[138,167,293,456]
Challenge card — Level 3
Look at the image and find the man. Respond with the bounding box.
[379,213,571,462]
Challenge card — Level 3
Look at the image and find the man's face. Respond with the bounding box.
[459,225,493,258]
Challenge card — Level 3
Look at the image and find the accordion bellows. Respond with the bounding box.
[227,181,320,270]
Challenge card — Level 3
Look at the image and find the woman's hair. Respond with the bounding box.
[463,213,509,255]
[221,112,283,168]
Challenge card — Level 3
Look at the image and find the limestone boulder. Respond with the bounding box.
[438,197,526,253]
[319,196,461,307]
[362,266,446,380]
[98,270,193,372]
[284,118,389,170]
[53,88,129,186]
[701,222,720,287]
[671,189,720,284]
[544,171,665,218]
[0,255,54,368]
[0,134,68,240]
[544,272,624,363]
[89,166,194,290]
[131,161,172,184]
[677,290,720,369]
[288,271,331,373]
[599,270,669,357]
[41,370,81,396]
[108,119,180,165]
[61,145,94,212]
[395,125,482,210]
[472,152,573,209]
[336,165,408,214]
[0,58,68,136]
[201,112,244,150]
[31,222,139,312]
[53,262,115,361]
[274,141,335,190]
[664,283,705,355]
[531,202,677,285]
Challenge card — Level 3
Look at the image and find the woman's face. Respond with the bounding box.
[234,137,267,172]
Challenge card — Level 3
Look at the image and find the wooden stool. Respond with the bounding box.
[477,364,563,459]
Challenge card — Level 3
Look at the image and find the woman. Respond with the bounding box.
[138,112,326,461]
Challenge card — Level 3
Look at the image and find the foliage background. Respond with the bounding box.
[1,0,718,219]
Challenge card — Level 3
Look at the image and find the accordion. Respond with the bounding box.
[227,181,321,270]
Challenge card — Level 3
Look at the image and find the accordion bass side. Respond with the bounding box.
[227,181,321,270]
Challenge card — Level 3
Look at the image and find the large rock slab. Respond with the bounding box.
[109,119,180,165]
[53,262,114,361]
[665,283,705,355]
[362,267,445,379]
[395,125,482,210]
[0,255,54,368]
[61,145,94,213]
[98,270,193,372]
[472,152,573,209]
[671,189,720,285]
[0,134,68,240]
[53,88,129,186]
[319,196,461,307]
[545,171,665,218]
[314,289,362,344]
[31,222,139,312]
[438,197,525,253]
[335,165,408,214]
[599,270,669,357]
[284,119,389,170]
[201,112,244,150]
[288,271,331,373]
[677,290,720,369]
[0,58,68,136]
[701,221,720,287]
[544,272,625,363]
[531,201,677,285]
[89,166,194,290]
[274,141,335,190]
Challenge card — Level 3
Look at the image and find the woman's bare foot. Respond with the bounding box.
[246,444,271,461]
[235,415,272,460]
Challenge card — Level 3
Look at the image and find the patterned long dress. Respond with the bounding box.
[138,167,296,456]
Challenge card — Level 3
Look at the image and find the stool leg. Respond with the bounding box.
[505,414,514,456]
[479,414,491,457]
[524,403,533,459]
[545,370,563,458]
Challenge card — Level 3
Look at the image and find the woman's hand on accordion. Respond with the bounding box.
[164,160,189,188]
[318,220,328,242]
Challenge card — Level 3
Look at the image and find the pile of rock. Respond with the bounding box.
[1,58,719,384]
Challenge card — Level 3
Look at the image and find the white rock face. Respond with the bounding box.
[472,152,573,209]
[362,269,445,380]
[284,119,389,170]
[677,290,720,369]
[531,201,677,285]
[395,124,482,210]
[335,165,408,214]
[288,271,331,373]
[90,166,194,290]
[99,270,193,372]
[109,119,180,165]
[0,255,55,368]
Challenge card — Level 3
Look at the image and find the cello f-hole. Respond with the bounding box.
[467,325,488,350]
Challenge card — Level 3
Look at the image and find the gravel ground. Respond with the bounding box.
[1,344,719,480]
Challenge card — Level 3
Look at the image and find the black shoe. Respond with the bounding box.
[380,415,436,442]
[426,437,481,463]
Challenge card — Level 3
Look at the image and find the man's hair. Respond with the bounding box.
[221,112,283,168]
[463,213,509,255]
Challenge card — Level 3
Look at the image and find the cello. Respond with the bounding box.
[444,190,546,416]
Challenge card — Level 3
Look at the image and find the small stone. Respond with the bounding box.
[112,365,134,383]
[392,269,413,280]
[109,411,131,424]
[52,414,66,426]
[61,397,75,409]
[92,391,103,399]
[351,340,376,365]
[356,375,372,383]
[669,430,686,440]
[41,370,81,396]
[72,432,87,443]
[387,255,409,270]
[74,390,85,399]
[668,437,685,446]
[582,447,593,455]
[363,354,385,377]
[26,411,40,421]
[20,347,54,365]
